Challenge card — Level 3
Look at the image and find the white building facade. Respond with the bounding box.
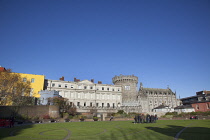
[45,79,122,109]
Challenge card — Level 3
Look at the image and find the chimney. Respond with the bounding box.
[59,76,64,81]
[98,81,102,84]
[74,77,80,82]
[0,66,6,72]
[91,79,94,83]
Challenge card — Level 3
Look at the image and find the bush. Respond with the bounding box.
[117,110,125,114]
[43,114,50,119]
[165,112,178,116]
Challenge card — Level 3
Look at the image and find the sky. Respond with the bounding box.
[0,0,210,98]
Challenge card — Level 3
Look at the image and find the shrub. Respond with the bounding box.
[43,114,50,119]
[165,112,178,116]
[117,110,125,114]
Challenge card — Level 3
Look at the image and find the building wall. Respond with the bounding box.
[139,86,180,112]
[174,108,195,113]
[112,75,138,101]
[39,90,59,105]
[18,73,45,97]
[0,105,60,119]
[45,79,122,108]
[192,102,210,112]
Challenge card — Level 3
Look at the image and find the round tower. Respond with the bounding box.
[112,74,138,102]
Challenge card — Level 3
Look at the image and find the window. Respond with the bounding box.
[107,88,109,91]
[71,92,74,98]
[112,88,115,91]
[84,86,87,89]
[96,103,99,107]
[71,85,74,88]
[58,84,61,87]
[23,78,27,82]
[196,104,199,110]
[107,103,110,107]
[90,86,93,89]
[90,102,92,107]
[102,103,104,107]
[125,86,130,90]
[207,103,210,109]
[84,102,86,106]
[107,95,110,99]
[52,83,55,87]
[77,102,80,106]
[113,103,115,108]
[31,78,35,83]
[118,88,120,91]
[30,88,34,96]
[102,87,104,90]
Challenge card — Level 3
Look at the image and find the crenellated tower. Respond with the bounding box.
[112,74,138,102]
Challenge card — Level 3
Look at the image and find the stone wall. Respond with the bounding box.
[0,105,60,119]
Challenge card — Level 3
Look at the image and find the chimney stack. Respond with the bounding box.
[74,77,80,82]
[59,76,64,81]
[98,81,102,84]
[91,79,94,83]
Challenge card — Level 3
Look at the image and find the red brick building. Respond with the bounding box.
[191,102,210,112]
[181,91,210,112]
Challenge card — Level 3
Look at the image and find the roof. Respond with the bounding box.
[174,105,193,109]
[141,87,172,93]
[0,67,6,72]
[153,104,169,109]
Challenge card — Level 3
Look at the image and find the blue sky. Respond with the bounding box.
[1,0,210,98]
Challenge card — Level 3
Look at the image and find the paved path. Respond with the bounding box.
[174,123,194,140]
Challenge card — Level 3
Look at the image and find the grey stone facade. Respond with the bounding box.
[112,75,180,113]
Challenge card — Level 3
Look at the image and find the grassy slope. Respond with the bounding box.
[1,120,210,140]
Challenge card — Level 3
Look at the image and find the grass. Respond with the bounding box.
[1,120,210,140]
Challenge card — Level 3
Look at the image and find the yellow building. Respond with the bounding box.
[18,73,45,97]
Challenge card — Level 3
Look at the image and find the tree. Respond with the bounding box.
[0,70,31,106]
[48,97,71,113]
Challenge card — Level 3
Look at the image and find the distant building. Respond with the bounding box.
[181,91,210,112]
[153,104,174,113]
[39,90,60,105]
[174,105,195,113]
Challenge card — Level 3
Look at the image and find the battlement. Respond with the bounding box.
[112,74,138,84]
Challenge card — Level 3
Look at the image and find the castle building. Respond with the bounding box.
[44,74,180,114]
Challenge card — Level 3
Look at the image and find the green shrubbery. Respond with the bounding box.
[162,111,210,118]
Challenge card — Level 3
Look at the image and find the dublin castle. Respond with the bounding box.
[44,74,180,113]
[0,66,180,113]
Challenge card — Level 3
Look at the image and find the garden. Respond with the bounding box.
[1,120,210,140]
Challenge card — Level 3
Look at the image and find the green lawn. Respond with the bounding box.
[1,120,210,140]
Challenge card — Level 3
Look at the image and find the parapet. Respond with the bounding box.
[112,74,138,84]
